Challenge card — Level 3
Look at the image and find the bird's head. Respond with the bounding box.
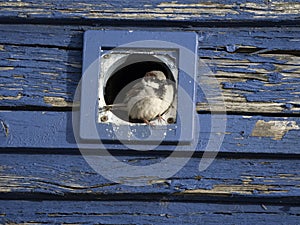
[145,71,166,81]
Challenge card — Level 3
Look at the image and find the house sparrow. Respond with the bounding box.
[105,70,174,125]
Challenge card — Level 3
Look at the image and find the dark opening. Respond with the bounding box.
[104,57,174,122]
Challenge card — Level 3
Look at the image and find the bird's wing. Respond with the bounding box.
[124,80,147,103]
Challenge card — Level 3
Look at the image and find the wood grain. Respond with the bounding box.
[0,25,299,114]
[0,154,299,202]
[0,200,299,225]
[0,0,299,24]
[0,1,299,224]
[0,111,300,154]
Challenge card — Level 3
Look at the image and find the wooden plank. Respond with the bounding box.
[0,200,299,225]
[0,0,299,23]
[0,111,300,154]
[0,45,80,107]
[0,25,299,114]
[1,25,300,50]
[0,154,299,202]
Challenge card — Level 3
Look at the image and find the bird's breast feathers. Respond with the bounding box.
[126,79,174,121]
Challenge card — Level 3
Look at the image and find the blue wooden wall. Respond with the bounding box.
[0,0,299,224]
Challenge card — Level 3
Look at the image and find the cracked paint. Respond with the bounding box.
[251,120,300,140]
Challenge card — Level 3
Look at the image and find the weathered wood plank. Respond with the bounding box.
[0,154,299,202]
[0,111,300,154]
[0,0,299,23]
[0,25,299,113]
[0,45,80,107]
[0,3,298,224]
[197,27,300,113]
[1,25,300,50]
[0,200,299,225]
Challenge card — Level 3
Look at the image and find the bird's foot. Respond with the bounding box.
[157,114,166,124]
[143,119,155,127]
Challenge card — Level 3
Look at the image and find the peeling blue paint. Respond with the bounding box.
[1,200,299,224]
[0,111,299,154]
[0,1,300,223]
[226,44,238,53]
[268,72,283,83]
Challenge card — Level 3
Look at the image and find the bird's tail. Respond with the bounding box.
[101,103,127,111]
